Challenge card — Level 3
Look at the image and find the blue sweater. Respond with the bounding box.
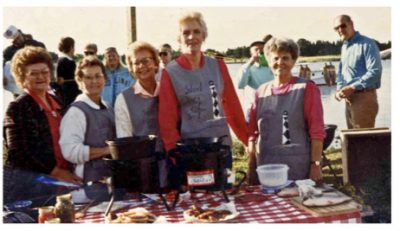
[101,66,135,107]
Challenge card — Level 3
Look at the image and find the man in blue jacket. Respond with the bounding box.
[333,14,382,129]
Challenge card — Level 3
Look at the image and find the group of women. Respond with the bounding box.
[3,11,325,205]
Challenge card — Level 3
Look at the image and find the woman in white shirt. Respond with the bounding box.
[114,41,167,187]
[59,55,115,203]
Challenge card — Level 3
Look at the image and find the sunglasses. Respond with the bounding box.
[159,51,169,57]
[84,51,95,56]
[334,23,347,31]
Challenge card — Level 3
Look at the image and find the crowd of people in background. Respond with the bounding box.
[2,12,382,206]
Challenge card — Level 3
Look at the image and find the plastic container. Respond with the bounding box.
[256,164,289,187]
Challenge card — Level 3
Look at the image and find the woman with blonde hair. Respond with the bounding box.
[114,41,168,187]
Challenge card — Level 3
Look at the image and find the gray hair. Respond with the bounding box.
[264,37,299,61]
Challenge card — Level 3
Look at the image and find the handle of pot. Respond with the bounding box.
[233,170,247,190]
[217,135,228,143]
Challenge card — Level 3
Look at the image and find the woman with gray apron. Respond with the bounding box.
[114,41,168,188]
[60,56,115,203]
[158,12,248,188]
[247,37,325,185]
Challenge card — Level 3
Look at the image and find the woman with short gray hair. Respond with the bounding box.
[247,37,325,185]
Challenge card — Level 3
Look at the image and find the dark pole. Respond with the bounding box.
[127,7,137,44]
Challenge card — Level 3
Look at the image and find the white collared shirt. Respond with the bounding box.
[59,52,74,61]
[114,81,159,138]
[60,94,109,171]
[59,94,109,203]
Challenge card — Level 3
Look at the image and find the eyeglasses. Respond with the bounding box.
[26,69,51,78]
[133,57,154,66]
[82,74,104,82]
[84,51,95,56]
[334,23,347,31]
[159,51,168,57]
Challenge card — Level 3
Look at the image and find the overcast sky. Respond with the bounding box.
[2,6,391,55]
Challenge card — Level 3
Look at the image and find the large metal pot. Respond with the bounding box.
[106,136,156,160]
[104,135,163,194]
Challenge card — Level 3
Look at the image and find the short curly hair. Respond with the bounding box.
[264,37,299,61]
[75,55,107,90]
[11,46,54,88]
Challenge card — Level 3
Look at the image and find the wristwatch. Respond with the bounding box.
[310,160,321,166]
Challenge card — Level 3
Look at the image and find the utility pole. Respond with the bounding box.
[127,7,137,44]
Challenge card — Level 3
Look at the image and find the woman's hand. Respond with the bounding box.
[50,166,83,184]
[89,146,111,160]
[309,164,323,186]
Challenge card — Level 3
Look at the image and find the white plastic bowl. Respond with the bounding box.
[256,164,289,187]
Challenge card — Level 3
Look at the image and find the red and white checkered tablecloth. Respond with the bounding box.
[76,186,361,224]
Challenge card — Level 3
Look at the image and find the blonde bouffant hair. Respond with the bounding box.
[126,41,160,78]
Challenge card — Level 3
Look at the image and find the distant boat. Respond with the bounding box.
[380,48,391,60]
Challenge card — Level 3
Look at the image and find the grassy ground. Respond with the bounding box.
[232,142,344,186]
[297,55,341,63]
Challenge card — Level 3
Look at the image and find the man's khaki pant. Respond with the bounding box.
[345,89,379,129]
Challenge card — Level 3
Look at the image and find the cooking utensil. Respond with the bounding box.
[75,199,100,219]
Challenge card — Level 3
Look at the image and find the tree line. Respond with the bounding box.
[47,38,391,64]
[207,38,391,59]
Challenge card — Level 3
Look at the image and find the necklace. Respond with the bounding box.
[51,111,58,118]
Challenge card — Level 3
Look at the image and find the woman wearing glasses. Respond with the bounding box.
[59,56,115,203]
[3,46,81,205]
[246,37,325,184]
[114,41,168,187]
[159,12,248,169]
